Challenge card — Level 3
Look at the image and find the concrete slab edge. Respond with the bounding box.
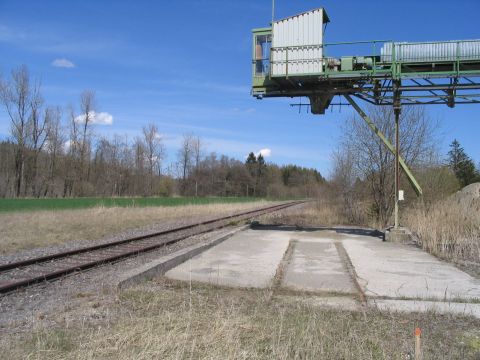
[116,225,250,289]
[371,299,480,319]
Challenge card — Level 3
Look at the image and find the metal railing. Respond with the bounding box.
[383,39,480,63]
[253,39,480,79]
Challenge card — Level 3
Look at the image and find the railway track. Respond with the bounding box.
[0,201,304,295]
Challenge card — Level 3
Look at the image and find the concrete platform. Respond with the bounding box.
[343,237,480,300]
[282,237,355,293]
[166,229,291,288]
[166,228,358,292]
[163,225,480,318]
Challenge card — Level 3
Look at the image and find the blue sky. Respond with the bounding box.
[1,0,479,177]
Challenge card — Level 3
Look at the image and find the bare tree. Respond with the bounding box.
[142,123,165,195]
[61,91,96,196]
[191,136,204,196]
[0,66,39,196]
[334,105,438,225]
[116,134,134,196]
[78,91,96,189]
[177,133,194,194]
[26,83,48,196]
[63,105,79,196]
[331,146,365,223]
[44,106,64,196]
[0,141,15,197]
[133,136,153,195]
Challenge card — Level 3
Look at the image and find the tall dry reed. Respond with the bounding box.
[403,187,480,263]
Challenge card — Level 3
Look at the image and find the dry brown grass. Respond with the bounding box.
[266,199,348,228]
[3,282,480,359]
[0,201,274,254]
[403,185,480,264]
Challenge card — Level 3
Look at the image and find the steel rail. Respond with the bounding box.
[0,201,301,272]
[0,201,304,294]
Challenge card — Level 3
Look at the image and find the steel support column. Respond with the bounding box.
[393,81,402,229]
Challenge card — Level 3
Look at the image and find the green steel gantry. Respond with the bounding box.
[252,24,480,228]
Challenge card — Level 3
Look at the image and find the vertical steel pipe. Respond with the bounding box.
[394,109,400,229]
[393,81,402,229]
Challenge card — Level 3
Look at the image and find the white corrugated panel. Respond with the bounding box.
[381,40,480,62]
[271,8,325,76]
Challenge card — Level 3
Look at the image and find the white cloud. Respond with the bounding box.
[64,140,72,152]
[74,111,113,125]
[255,148,272,158]
[52,58,75,68]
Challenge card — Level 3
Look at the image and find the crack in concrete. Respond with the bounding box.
[269,239,298,300]
[334,241,368,306]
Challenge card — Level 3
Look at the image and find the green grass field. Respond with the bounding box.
[0,197,270,213]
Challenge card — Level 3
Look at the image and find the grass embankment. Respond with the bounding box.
[0,201,277,254]
[4,282,480,359]
[0,196,265,213]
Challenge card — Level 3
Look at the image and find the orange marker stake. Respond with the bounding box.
[415,327,422,360]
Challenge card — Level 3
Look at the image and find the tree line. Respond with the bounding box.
[0,66,324,198]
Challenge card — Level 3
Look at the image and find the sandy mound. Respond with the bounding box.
[451,182,480,211]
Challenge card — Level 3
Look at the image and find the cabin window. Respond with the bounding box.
[254,34,272,76]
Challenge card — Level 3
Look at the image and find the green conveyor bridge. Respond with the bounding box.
[252,35,480,113]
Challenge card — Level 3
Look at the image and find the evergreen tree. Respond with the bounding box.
[256,154,267,196]
[245,152,257,166]
[245,152,257,196]
[448,139,479,187]
[257,154,266,177]
[245,152,257,179]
